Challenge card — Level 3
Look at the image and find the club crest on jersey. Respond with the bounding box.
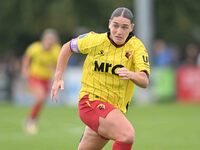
[125,51,132,59]
[97,104,105,110]
[98,50,104,56]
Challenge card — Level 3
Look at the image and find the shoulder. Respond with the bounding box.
[52,43,61,50]
[78,31,106,40]
[77,31,107,47]
[128,36,146,50]
[29,41,42,48]
[70,31,107,53]
[25,41,42,55]
[27,41,42,51]
[51,44,61,55]
[129,36,144,46]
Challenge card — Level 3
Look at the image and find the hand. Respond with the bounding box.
[116,67,133,80]
[51,79,64,102]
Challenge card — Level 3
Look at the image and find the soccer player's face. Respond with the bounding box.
[109,16,133,45]
[42,34,57,50]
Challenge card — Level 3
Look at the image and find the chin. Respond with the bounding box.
[115,40,124,45]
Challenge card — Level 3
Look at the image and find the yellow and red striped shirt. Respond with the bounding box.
[70,32,150,113]
[26,42,60,79]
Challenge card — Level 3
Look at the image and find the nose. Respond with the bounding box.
[116,27,123,35]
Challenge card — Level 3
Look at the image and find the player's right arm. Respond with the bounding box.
[51,32,97,101]
[51,42,72,102]
[21,54,30,78]
[21,42,38,79]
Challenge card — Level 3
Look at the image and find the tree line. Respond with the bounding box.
[0,0,199,56]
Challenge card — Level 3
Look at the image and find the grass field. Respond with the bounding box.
[0,103,200,150]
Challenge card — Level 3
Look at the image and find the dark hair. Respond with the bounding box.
[110,7,134,24]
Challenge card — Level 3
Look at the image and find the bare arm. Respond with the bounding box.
[21,54,31,78]
[51,42,73,101]
[54,42,72,80]
[117,67,149,88]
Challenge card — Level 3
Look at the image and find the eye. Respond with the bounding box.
[113,24,119,28]
[121,26,129,30]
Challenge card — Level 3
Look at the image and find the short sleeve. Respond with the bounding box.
[70,32,99,54]
[25,42,39,57]
[133,41,150,76]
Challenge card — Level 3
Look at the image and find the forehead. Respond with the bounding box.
[43,34,56,40]
[110,16,131,25]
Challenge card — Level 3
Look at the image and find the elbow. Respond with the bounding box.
[140,72,150,88]
[131,71,150,88]
[140,79,149,88]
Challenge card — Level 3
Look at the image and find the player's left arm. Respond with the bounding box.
[117,68,149,88]
[117,40,150,88]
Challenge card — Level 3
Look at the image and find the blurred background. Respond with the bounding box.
[0,0,200,150]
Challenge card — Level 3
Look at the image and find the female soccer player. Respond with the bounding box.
[22,29,61,134]
[51,7,150,150]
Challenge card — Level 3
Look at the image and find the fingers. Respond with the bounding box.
[51,79,65,103]
[117,67,128,73]
[116,67,128,76]
[51,88,58,103]
[116,67,131,80]
[60,80,64,90]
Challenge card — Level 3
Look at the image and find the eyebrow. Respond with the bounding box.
[113,21,129,26]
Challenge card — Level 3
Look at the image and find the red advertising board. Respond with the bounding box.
[176,66,200,102]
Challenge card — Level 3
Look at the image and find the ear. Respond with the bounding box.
[132,24,134,29]
[108,19,112,29]
[131,23,134,32]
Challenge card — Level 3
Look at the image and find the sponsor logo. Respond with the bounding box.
[94,61,124,75]
[142,55,149,63]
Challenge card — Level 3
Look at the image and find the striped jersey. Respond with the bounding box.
[26,42,61,79]
[70,32,150,113]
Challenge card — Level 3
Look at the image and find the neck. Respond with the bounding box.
[107,32,134,48]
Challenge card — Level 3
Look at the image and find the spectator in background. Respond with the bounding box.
[4,50,21,101]
[171,46,181,68]
[21,28,61,134]
[183,43,199,66]
[152,39,174,67]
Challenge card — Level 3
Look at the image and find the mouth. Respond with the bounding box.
[115,36,123,41]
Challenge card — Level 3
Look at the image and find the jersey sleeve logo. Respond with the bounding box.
[142,55,149,63]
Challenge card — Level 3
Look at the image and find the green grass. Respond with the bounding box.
[0,103,200,150]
